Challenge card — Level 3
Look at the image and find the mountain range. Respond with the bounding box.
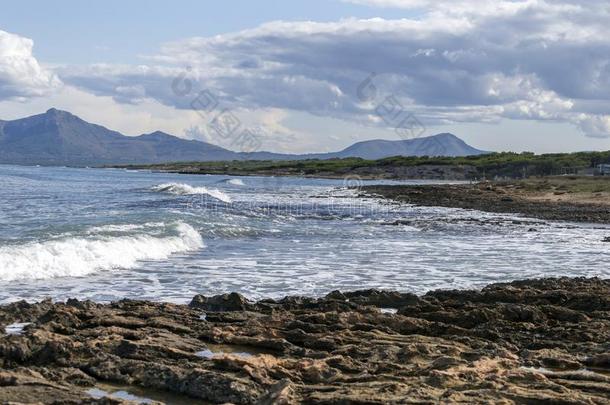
[0,109,488,166]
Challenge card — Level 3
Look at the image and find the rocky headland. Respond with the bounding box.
[362,177,610,223]
[1,277,609,404]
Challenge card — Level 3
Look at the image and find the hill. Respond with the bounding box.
[329,133,486,159]
[0,109,236,165]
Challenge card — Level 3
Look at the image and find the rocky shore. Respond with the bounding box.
[362,179,610,223]
[1,277,609,404]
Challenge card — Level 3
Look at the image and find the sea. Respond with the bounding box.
[0,164,608,304]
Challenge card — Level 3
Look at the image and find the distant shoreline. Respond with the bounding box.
[111,148,610,181]
[116,162,610,224]
[112,161,480,181]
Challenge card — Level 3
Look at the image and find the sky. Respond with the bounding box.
[1,0,610,154]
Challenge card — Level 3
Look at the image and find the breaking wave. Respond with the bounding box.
[0,223,204,281]
[151,183,232,203]
[226,179,245,186]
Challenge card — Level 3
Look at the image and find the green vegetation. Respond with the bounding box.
[509,176,610,194]
[118,150,610,179]
[372,150,610,178]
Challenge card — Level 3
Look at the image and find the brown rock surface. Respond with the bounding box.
[0,277,609,404]
[362,181,610,223]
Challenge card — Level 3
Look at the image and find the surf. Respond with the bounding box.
[151,183,232,203]
[0,223,204,281]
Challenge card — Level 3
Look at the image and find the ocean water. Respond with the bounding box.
[0,164,608,304]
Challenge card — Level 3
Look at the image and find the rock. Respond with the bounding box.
[431,356,463,370]
[325,290,347,301]
[360,184,610,224]
[189,292,251,312]
[0,277,609,404]
[332,289,421,308]
[0,369,86,403]
[256,379,296,405]
[585,353,610,369]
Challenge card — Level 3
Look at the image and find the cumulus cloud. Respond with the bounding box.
[58,0,610,137]
[0,29,60,101]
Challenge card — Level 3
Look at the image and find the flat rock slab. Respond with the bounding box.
[0,277,609,404]
[362,183,610,223]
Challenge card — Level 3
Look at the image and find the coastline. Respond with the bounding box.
[118,164,610,224]
[362,177,610,224]
[1,277,609,403]
[112,162,479,181]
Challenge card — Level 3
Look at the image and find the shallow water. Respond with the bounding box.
[87,382,204,405]
[3,322,31,335]
[0,164,609,303]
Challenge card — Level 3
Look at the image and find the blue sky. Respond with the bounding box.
[1,0,610,154]
[0,0,416,64]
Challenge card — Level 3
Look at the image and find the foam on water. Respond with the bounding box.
[0,223,204,281]
[227,179,245,186]
[151,183,232,203]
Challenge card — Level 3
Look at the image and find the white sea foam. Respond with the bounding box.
[227,179,245,186]
[87,222,166,234]
[151,183,232,203]
[0,223,204,281]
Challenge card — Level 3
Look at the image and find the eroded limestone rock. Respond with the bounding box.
[0,277,608,404]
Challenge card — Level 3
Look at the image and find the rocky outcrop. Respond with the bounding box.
[0,277,609,404]
[362,183,610,223]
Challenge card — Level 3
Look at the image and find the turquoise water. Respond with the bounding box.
[0,164,608,303]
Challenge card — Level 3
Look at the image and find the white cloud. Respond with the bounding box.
[0,29,60,101]
[577,114,610,139]
[56,1,610,138]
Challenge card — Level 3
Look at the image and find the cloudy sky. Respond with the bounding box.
[2,0,610,153]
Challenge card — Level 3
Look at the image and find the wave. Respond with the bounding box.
[0,223,204,281]
[224,179,245,186]
[151,183,232,203]
[87,222,166,234]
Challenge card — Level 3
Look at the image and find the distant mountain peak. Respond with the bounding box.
[45,108,71,116]
[433,132,459,139]
[137,131,184,142]
[143,130,173,137]
[335,133,487,159]
[43,108,79,122]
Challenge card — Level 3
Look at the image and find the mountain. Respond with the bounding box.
[0,109,488,166]
[0,109,237,165]
[327,133,486,159]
